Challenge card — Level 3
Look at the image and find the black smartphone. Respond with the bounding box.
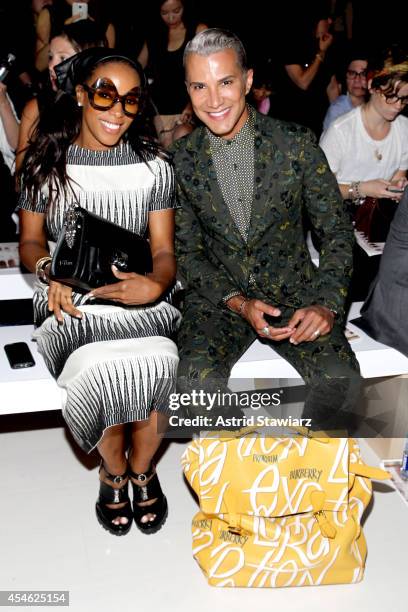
[4,342,35,369]
[264,312,283,326]
[387,186,404,193]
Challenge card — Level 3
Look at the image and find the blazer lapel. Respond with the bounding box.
[246,113,280,246]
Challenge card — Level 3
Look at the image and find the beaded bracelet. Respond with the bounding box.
[354,181,363,199]
[349,181,364,203]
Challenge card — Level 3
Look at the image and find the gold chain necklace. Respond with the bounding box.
[361,106,387,162]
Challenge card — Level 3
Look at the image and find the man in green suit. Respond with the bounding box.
[172,28,360,431]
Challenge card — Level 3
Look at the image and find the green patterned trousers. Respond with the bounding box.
[176,295,362,432]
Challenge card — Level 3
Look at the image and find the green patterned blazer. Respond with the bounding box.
[172,110,354,318]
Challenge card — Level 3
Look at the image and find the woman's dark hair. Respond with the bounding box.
[60,19,108,52]
[20,50,165,210]
[147,0,197,49]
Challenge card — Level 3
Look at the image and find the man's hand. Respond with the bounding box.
[228,296,294,341]
[287,305,335,345]
[87,266,163,305]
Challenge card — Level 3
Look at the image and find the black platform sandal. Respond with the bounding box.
[128,464,168,534]
[95,463,133,536]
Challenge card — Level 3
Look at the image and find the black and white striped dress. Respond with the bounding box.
[19,143,181,453]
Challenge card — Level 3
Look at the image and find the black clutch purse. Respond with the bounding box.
[50,205,153,293]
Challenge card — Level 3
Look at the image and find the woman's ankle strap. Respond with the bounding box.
[99,461,128,484]
[128,463,155,482]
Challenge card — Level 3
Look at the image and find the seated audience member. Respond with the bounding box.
[18,48,180,535]
[172,28,361,433]
[322,48,368,131]
[320,49,408,298]
[359,187,408,356]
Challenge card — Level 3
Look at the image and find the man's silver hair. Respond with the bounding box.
[183,28,248,72]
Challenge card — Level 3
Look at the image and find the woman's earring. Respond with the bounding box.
[77,101,82,107]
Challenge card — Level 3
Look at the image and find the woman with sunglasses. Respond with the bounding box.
[18,48,181,536]
[320,49,408,299]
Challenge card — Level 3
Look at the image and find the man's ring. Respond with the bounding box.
[262,325,270,335]
[313,329,320,338]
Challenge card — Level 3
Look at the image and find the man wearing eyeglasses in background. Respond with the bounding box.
[322,49,368,132]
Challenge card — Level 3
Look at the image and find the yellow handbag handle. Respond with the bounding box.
[226,491,338,539]
[349,464,390,480]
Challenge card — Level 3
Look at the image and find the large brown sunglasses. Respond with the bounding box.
[81,77,143,117]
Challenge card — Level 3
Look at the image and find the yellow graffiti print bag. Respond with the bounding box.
[181,435,389,588]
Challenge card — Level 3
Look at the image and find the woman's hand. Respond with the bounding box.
[318,32,333,53]
[64,14,94,26]
[86,266,163,305]
[361,179,402,199]
[48,278,83,323]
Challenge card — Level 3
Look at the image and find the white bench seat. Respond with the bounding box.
[2,304,408,416]
[1,271,408,416]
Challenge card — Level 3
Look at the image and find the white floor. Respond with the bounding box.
[0,419,407,612]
